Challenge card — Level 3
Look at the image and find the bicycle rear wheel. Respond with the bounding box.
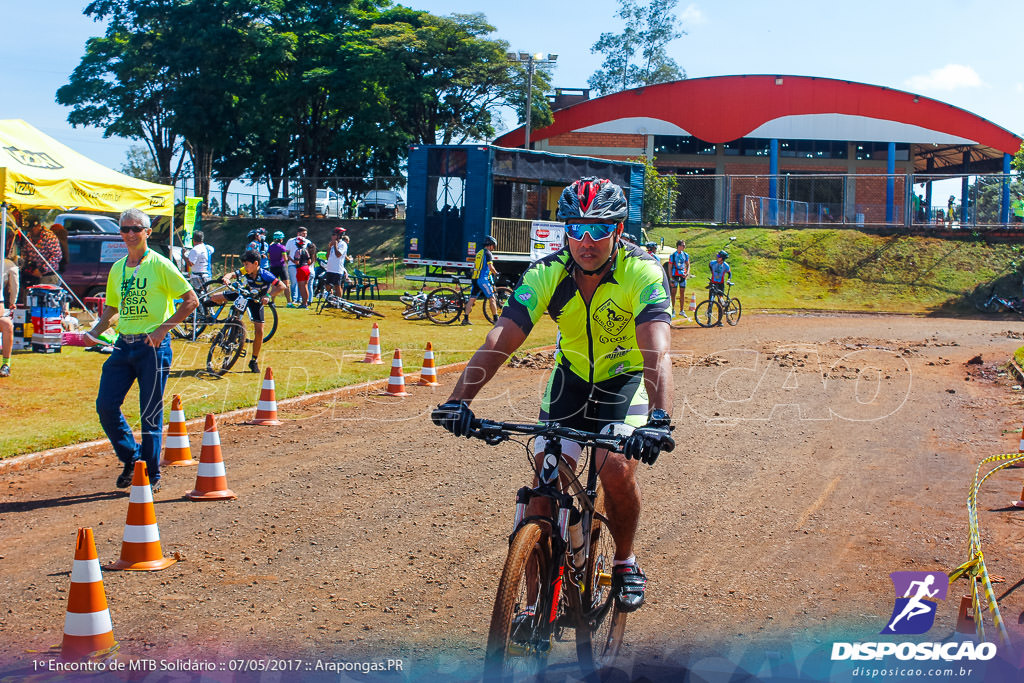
[484,521,551,680]
[694,299,722,327]
[724,297,742,326]
[246,303,278,342]
[973,294,1000,313]
[484,287,514,324]
[206,321,245,375]
[426,287,463,325]
[575,508,626,672]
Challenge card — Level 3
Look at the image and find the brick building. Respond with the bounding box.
[493,76,1022,225]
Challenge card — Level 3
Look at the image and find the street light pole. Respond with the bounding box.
[507,51,558,150]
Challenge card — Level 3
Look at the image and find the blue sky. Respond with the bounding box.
[2,0,1021,173]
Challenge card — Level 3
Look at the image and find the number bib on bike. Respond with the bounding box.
[502,243,671,383]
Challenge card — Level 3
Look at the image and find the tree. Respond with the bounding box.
[120,144,162,183]
[589,0,685,96]
[631,156,677,226]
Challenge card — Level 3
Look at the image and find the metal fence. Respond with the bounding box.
[664,173,1023,228]
[172,176,404,217]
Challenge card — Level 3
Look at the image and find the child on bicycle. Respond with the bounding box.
[204,250,286,372]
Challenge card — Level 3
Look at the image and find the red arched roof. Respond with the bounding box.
[495,75,1021,161]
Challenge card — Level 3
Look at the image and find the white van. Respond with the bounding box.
[287,189,343,218]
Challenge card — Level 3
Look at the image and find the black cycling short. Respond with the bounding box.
[539,364,648,432]
[323,272,343,287]
[269,265,288,281]
[223,291,265,323]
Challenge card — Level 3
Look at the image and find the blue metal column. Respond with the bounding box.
[1001,153,1012,225]
[769,139,779,226]
[885,142,895,224]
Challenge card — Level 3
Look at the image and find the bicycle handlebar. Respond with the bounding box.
[466,418,677,454]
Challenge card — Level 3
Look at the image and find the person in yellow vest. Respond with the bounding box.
[84,208,199,493]
[462,236,498,325]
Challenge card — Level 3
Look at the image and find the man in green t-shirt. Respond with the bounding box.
[85,208,199,493]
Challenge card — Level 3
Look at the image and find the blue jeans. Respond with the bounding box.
[287,264,299,302]
[95,336,172,483]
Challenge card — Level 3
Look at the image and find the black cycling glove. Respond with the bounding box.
[431,401,475,438]
[623,409,674,465]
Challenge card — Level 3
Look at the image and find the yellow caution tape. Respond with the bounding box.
[948,452,1024,645]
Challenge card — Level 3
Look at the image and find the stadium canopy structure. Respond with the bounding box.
[495,75,1023,225]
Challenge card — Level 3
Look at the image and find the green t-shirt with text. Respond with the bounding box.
[105,250,191,335]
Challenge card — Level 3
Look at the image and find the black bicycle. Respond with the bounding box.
[973,284,1024,316]
[695,280,741,328]
[205,283,272,375]
[314,290,384,318]
[425,282,513,325]
[465,419,673,679]
[173,278,278,343]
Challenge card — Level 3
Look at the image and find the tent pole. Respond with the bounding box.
[1,203,6,308]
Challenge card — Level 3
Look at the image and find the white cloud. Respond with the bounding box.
[679,3,706,26]
[905,64,985,92]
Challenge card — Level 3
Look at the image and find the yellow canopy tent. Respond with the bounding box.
[0,118,172,215]
[0,119,175,314]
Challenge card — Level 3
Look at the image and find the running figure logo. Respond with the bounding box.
[881,571,947,635]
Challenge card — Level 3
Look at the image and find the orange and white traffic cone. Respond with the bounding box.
[1012,481,1024,508]
[382,348,409,397]
[105,462,176,571]
[187,414,237,500]
[955,596,975,634]
[689,292,697,311]
[418,342,440,386]
[61,528,118,660]
[161,394,196,467]
[1010,423,1024,468]
[247,367,282,426]
[361,322,384,364]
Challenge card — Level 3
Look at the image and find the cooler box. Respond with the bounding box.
[10,309,28,351]
[28,285,65,354]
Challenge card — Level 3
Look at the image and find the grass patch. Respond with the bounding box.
[1,301,557,458]
[648,226,1024,313]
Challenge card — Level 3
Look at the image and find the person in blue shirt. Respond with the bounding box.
[245,228,269,268]
[667,240,690,321]
[462,236,498,325]
[709,250,732,295]
[204,250,286,372]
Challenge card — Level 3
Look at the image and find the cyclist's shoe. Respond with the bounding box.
[150,478,162,494]
[115,461,135,489]
[248,358,260,373]
[461,318,472,325]
[0,363,10,378]
[612,562,647,613]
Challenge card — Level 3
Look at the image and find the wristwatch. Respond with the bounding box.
[648,409,671,427]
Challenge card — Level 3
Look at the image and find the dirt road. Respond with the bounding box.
[3,313,1024,681]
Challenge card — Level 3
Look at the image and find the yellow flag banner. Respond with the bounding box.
[183,197,202,248]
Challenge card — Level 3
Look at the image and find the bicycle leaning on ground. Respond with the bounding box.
[694,279,741,328]
[172,278,278,343]
[452,418,673,679]
[973,284,1024,317]
[424,281,513,325]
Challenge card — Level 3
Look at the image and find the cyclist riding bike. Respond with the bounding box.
[709,250,731,296]
[203,249,286,373]
[432,177,674,613]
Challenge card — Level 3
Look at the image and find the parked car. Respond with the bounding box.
[358,190,406,219]
[52,213,120,234]
[288,189,343,218]
[61,233,128,300]
[261,198,291,218]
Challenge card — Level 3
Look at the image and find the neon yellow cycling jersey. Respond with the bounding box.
[501,242,671,383]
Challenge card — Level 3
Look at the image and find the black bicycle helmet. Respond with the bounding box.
[717,250,729,259]
[557,177,628,222]
[484,235,497,248]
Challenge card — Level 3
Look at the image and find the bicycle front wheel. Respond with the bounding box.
[724,297,742,326]
[425,287,463,325]
[484,287,514,324]
[484,521,551,680]
[974,294,1000,313]
[694,299,722,327]
[575,510,626,672]
[206,321,245,375]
